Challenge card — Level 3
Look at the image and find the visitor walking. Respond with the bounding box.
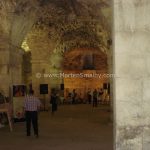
[24,90,41,138]
[87,90,92,104]
[72,89,77,104]
[93,89,98,107]
[50,89,58,115]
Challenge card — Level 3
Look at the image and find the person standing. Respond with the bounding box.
[99,88,104,103]
[93,89,98,107]
[72,89,77,104]
[87,90,92,104]
[24,90,41,138]
[50,89,58,115]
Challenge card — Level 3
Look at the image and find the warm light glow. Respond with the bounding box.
[21,39,30,51]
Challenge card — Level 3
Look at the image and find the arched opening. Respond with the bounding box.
[63,48,108,103]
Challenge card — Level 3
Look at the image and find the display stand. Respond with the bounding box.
[12,85,26,122]
[0,96,13,131]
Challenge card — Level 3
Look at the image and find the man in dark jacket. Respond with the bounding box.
[93,89,98,107]
[50,89,58,115]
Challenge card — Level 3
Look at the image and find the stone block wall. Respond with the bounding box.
[114,0,150,149]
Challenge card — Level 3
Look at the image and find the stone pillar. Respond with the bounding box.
[49,51,64,89]
[114,0,150,149]
[31,60,50,97]
[0,46,11,96]
[9,46,24,85]
[0,43,24,96]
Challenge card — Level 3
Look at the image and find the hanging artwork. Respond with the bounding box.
[13,85,26,97]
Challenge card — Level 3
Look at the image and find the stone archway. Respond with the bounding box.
[0,0,113,147]
[19,0,112,101]
[62,48,108,101]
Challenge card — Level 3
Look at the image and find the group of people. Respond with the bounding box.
[66,88,105,107]
[0,89,58,137]
[87,89,104,107]
[0,87,107,138]
[67,89,78,104]
[23,88,107,138]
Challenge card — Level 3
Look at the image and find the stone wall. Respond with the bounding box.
[0,48,10,95]
[114,0,150,149]
[26,27,61,97]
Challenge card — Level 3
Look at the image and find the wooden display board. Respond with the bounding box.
[13,85,26,122]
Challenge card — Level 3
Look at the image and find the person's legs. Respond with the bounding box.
[31,111,38,137]
[26,111,31,136]
[93,98,97,107]
[88,96,91,104]
[93,100,95,107]
[95,99,98,107]
[72,98,74,104]
[55,104,57,111]
[51,104,55,115]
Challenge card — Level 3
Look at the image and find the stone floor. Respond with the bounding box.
[0,104,113,150]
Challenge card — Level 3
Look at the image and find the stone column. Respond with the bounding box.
[9,45,24,85]
[114,0,150,149]
[31,60,49,96]
[0,42,11,96]
[49,51,64,89]
[0,42,24,96]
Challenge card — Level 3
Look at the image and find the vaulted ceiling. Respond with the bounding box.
[0,0,111,70]
[0,0,111,50]
[28,0,111,53]
[63,48,107,71]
